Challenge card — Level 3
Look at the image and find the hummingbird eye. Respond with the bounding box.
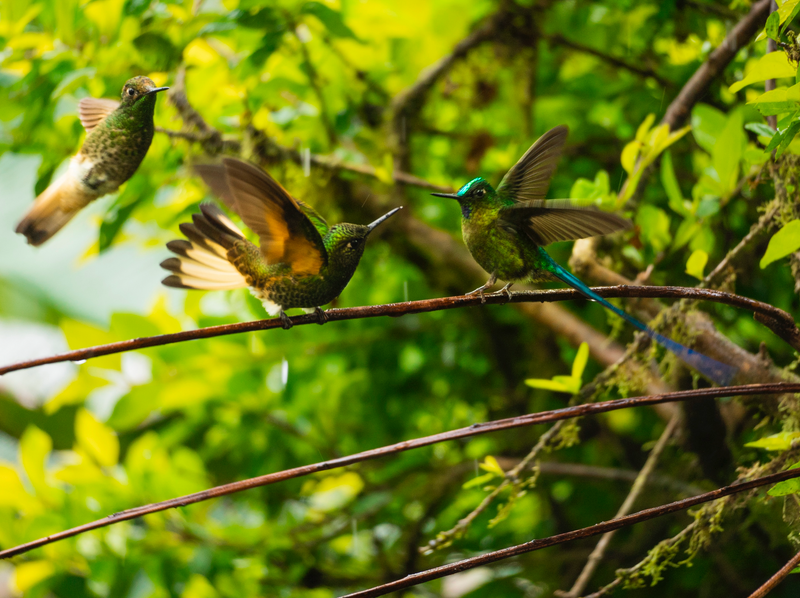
[475,188,485,197]
[127,88,135,97]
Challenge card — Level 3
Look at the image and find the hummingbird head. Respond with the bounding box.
[119,76,169,107]
[431,177,494,219]
[325,207,402,272]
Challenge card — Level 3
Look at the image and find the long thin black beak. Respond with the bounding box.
[366,207,402,234]
[431,192,459,199]
[146,86,170,95]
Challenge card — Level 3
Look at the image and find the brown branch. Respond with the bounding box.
[748,549,800,598]
[342,467,800,598]
[545,33,673,89]
[557,413,681,598]
[1,286,794,376]
[702,197,779,286]
[663,0,771,129]
[1,383,797,560]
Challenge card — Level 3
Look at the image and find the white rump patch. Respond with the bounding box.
[249,288,283,316]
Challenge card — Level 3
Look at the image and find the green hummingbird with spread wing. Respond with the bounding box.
[161,158,401,328]
[433,125,737,385]
[16,76,168,245]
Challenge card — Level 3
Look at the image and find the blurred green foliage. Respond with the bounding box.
[1,0,800,596]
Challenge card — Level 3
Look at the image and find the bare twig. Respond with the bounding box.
[663,0,772,129]
[1,383,797,560]
[702,198,779,286]
[421,421,564,554]
[765,1,779,131]
[545,33,672,89]
[557,413,681,597]
[341,467,800,598]
[1,286,794,376]
[748,549,800,598]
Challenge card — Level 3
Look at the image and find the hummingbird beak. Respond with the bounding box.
[430,192,460,199]
[366,206,403,234]
[146,86,170,95]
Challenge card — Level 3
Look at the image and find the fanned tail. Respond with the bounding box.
[161,204,249,290]
[540,251,737,386]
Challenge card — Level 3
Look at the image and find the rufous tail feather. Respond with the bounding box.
[161,204,248,291]
[15,174,95,246]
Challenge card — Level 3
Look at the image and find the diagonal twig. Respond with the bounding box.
[557,412,682,597]
[748,549,800,598]
[342,467,800,598]
[0,286,795,376]
[1,383,797,560]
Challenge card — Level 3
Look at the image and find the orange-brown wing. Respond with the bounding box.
[78,98,120,132]
[196,159,328,275]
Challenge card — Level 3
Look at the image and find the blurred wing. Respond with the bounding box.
[196,159,327,275]
[500,199,631,246]
[78,98,120,132]
[496,125,569,203]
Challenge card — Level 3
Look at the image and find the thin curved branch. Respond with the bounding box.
[0,286,794,376]
[342,467,800,598]
[748,549,800,598]
[0,383,796,560]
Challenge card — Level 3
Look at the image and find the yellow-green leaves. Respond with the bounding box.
[76,409,119,467]
[761,220,800,268]
[756,0,800,41]
[729,52,797,93]
[525,342,589,395]
[685,250,708,280]
[463,455,506,489]
[768,463,800,496]
[745,431,800,451]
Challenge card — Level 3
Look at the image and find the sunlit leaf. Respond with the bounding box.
[76,408,119,467]
[685,250,708,280]
[745,432,800,451]
[761,220,800,268]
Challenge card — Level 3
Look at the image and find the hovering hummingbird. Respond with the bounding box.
[15,76,168,246]
[433,125,737,386]
[161,158,402,328]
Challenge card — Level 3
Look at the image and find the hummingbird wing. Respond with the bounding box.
[195,159,328,275]
[78,98,120,132]
[296,199,330,238]
[496,125,569,203]
[500,199,631,246]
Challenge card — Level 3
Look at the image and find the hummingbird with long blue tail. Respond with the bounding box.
[15,76,168,246]
[432,125,737,386]
[161,158,402,329]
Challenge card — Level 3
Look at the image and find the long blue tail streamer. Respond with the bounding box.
[541,251,737,386]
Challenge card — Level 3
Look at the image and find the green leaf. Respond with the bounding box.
[462,472,496,489]
[766,10,780,41]
[761,220,800,268]
[776,119,800,157]
[768,462,800,496]
[76,409,119,467]
[745,431,800,451]
[479,455,505,476]
[99,192,145,252]
[691,104,727,153]
[661,151,690,216]
[782,1,800,35]
[749,83,800,116]
[636,205,672,252]
[571,342,589,380]
[524,377,573,393]
[301,2,359,39]
[685,250,708,280]
[745,122,777,138]
[730,53,797,92]
[712,110,743,195]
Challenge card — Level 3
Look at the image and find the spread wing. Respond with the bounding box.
[500,199,631,246]
[195,159,328,275]
[78,98,120,132]
[496,125,569,203]
[296,199,330,238]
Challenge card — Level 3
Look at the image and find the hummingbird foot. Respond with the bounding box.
[314,306,327,325]
[465,273,497,304]
[279,311,293,330]
[500,282,514,302]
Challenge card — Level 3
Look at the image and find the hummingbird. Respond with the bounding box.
[15,76,168,246]
[432,125,737,386]
[161,158,402,329]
